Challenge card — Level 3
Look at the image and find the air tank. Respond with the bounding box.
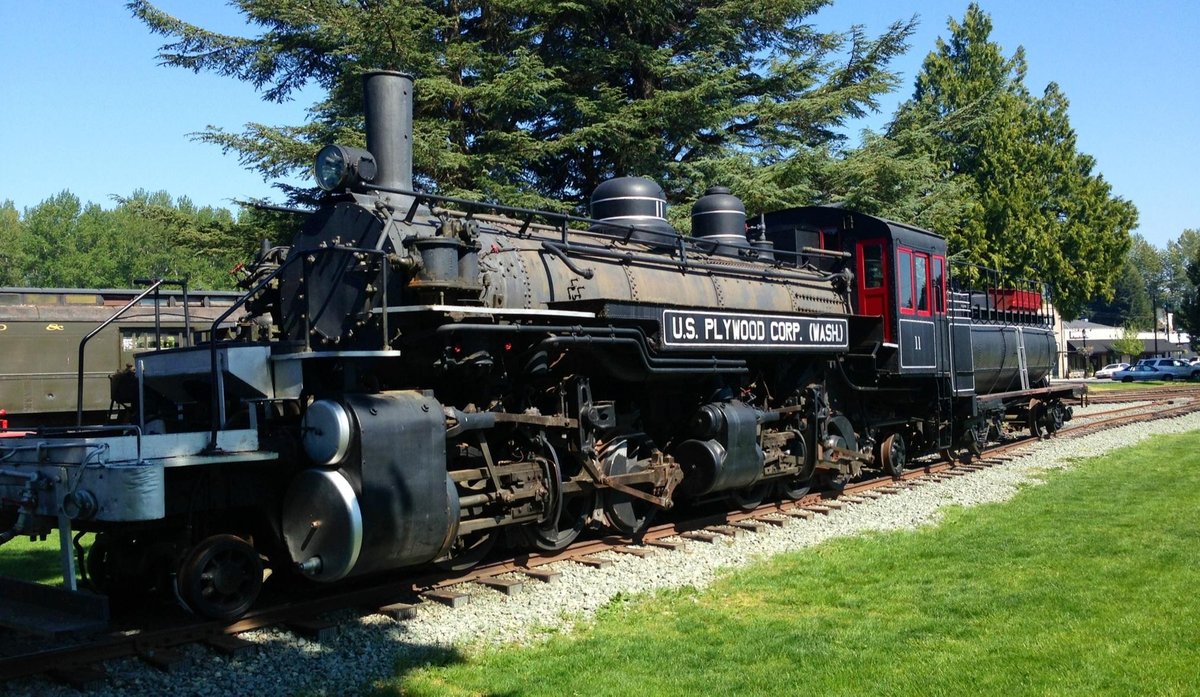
[970,324,1056,394]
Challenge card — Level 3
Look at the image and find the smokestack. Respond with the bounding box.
[362,71,414,192]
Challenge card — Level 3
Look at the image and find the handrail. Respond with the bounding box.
[362,183,847,272]
[76,279,168,427]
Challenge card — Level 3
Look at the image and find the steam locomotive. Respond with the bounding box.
[0,71,1082,621]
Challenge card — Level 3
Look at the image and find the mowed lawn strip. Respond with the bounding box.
[387,433,1200,697]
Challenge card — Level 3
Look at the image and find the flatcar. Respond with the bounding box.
[0,71,1082,621]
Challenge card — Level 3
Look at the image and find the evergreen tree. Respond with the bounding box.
[892,4,1137,319]
[1085,261,1149,329]
[128,0,916,215]
[1086,237,1157,329]
[816,118,982,239]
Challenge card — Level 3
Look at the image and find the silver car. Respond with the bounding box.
[1094,362,1128,379]
[1132,358,1199,380]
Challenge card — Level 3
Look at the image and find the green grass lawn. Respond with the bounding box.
[0,533,79,585]
[1086,379,1176,391]
[387,432,1200,697]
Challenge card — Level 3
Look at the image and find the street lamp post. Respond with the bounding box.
[1082,328,1088,375]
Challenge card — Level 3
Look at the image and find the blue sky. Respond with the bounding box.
[0,1,1196,247]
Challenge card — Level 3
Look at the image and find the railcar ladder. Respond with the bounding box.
[1016,327,1030,390]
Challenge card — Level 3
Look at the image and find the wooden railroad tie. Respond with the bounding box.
[48,664,107,690]
[520,568,561,583]
[680,530,723,543]
[424,589,470,608]
[758,516,789,527]
[612,545,656,558]
[138,647,188,673]
[644,539,685,551]
[205,634,256,657]
[729,520,767,533]
[573,556,614,569]
[287,618,340,643]
[782,509,815,519]
[378,602,419,620]
[855,491,885,499]
[708,525,745,538]
[478,578,524,596]
[818,500,846,510]
[800,505,832,515]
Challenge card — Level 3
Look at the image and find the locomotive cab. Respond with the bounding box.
[761,206,951,379]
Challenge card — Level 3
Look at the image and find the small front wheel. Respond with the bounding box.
[177,534,263,621]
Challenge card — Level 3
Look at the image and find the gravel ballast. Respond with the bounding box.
[8,406,1199,697]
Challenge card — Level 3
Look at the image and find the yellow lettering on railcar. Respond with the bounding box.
[46,324,65,331]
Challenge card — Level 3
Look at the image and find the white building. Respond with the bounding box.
[1059,315,1191,378]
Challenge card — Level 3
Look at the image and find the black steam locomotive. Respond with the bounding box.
[0,71,1081,620]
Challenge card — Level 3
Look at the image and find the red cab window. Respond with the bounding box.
[898,249,914,312]
[933,256,946,313]
[914,253,930,315]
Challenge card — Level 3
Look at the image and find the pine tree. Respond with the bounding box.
[891,4,1137,319]
[1087,258,1153,329]
[128,1,915,216]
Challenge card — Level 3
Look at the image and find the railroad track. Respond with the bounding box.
[3,393,1197,688]
[1085,383,1200,404]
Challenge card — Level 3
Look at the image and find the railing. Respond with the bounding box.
[75,278,190,427]
[363,183,847,280]
[949,260,1053,328]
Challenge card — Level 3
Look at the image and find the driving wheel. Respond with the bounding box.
[511,490,595,553]
[726,481,773,511]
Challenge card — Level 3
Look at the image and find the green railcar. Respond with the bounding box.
[0,288,238,428]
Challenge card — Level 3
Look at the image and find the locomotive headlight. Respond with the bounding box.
[313,144,378,192]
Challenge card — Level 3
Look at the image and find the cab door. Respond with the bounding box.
[897,246,936,371]
[855,239,890,342]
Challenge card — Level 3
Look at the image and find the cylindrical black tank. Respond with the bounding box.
[691,186,747,256]
[589,177,679,246]
[970,324,1055,394]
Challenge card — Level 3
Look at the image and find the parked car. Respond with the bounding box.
[1112,364,1167,382]
[1132,358,1199,380]
[1094,362,1129,379]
